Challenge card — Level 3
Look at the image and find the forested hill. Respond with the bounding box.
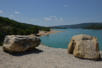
[0,16,50,45]
[50,23,102,29]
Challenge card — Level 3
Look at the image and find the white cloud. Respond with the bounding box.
[43,17,52,21]
[59,17,64,21]
[0,10,4,14]
[64,5,68,7]
[14,11,20,14]
[44,16,64,22]
[29,18,40,22]
[9,15,15,19]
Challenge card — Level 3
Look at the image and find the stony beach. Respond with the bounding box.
[0,44,102,68]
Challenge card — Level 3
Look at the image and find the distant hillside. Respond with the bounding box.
[0,16,50,45]
[50,23,102,29]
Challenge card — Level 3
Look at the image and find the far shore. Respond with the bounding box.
[37,29,64,36]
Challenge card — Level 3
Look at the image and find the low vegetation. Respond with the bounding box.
[0,16,50,45]
[84,24,102,29]
[50,23,102,29]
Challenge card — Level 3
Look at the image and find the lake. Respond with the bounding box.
[40,29,102,50]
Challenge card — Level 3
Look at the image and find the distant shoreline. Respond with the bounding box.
[37,29,64,36]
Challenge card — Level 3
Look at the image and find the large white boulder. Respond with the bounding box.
[68,34,101,60]
[3,35,41,53]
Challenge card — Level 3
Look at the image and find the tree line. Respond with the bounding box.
[0,16,50,45]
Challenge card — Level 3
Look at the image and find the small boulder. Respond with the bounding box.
[3,35,41,53]
[68,34,101,60]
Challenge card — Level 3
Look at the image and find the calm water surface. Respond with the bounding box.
[40,29,102,50]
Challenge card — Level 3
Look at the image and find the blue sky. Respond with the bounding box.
[0,0,102,26]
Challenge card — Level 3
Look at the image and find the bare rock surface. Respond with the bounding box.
[68,34,100,60]
[3,35,41,52]
[0,45,102,68]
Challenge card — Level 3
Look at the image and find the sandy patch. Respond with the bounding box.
[37,30,63,36]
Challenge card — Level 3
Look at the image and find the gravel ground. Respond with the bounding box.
[0,44,102,68]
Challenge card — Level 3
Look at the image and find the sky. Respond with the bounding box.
[0,0,102,26]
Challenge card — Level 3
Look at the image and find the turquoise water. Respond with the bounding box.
[40,29,102,50]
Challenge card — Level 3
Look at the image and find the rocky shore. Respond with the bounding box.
[0,44,102,68]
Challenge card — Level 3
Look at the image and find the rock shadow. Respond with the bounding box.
[75,56,102,61]
[4,48,43,56]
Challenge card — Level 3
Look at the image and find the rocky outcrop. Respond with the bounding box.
[68,34,101,60]
[3,35,41,53]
